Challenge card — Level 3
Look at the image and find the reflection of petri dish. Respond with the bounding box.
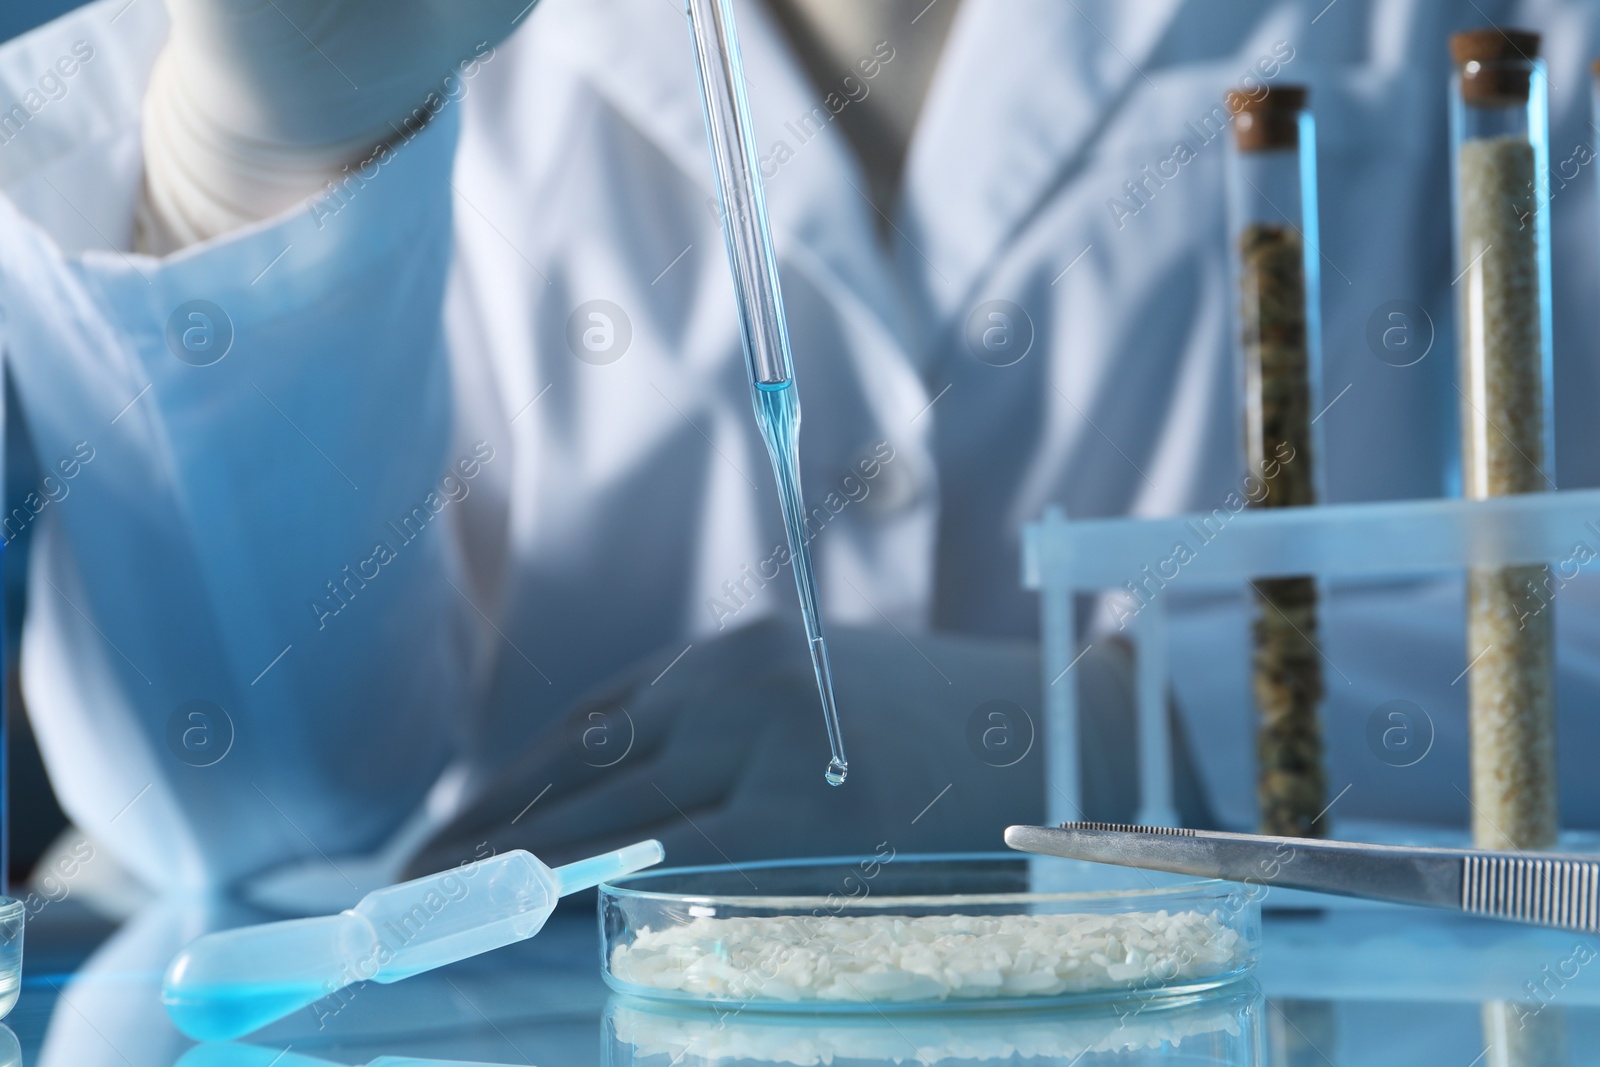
[606,986,1265,1066]
[0,899,20,1022]
[600,854,1259,1013]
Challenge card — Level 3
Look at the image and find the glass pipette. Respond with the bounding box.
[684,0,848,786]
[162,840,663,1041]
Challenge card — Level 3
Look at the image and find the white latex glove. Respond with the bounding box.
[405,617,1215,878]
[140,0,533,250]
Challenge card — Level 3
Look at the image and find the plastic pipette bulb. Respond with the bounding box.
[162,840,664,1041]
[684,0,849,785]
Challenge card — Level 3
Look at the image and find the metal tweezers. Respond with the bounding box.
[1005,822,1600,934]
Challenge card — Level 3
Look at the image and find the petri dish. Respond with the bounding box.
[605,986,1265,1065]
[599,853,1259,1013]
[0,898,21,1021]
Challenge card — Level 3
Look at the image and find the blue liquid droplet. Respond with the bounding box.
[825,759,848,786]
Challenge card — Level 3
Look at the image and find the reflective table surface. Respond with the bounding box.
[5,896,1600,1065]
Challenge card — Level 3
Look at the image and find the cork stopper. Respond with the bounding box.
[1227,85,1307,152]
[1451,28,1541,107]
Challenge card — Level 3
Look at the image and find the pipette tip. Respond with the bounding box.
[825,758,848,786]
[552,839,666,896]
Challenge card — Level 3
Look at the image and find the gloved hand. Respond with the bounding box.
[140,0,534,249]
[403,616,1213,879]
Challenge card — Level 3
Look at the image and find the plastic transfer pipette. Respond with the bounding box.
[684,0,849,787]
[162,840,664,1041]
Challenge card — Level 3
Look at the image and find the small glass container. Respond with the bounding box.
[1224,84,1328,839]
[0,899,20,1020]
[599,854,1260,1013]
[1449,28,1557,851]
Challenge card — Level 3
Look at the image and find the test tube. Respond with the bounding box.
[1449,29,1557,852]
[1224,85,1328,838]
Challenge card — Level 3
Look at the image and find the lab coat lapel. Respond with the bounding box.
[539,0,710,200]
[550,0,911,346]
[902,0,1185,318]
[725,0,911,338]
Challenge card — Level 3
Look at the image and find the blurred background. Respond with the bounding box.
[2,0,83,888]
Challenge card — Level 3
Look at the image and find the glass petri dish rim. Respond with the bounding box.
[603,979,1262,1027]
[601,850,1235,911]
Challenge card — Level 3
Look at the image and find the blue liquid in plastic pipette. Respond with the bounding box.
[685,0,848,785]
[162,842,666,1042]
[166,982,331,1044]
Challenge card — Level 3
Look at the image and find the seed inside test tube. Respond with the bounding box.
[1450,27,1558,853]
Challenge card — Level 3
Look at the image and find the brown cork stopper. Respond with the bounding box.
[1227,85,1307,152]
[1592,57,1600,79]
[1451,28,1541,107]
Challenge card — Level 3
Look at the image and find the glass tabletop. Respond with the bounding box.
[5,897,1599,1065]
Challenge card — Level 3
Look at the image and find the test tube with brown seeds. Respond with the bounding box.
[1224,85,1327,838]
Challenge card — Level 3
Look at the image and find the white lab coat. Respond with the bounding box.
[1,0,1600,892]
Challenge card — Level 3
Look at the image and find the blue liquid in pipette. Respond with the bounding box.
[682,0,849,786]
[754,380,848,786]
[164,982,330,1042]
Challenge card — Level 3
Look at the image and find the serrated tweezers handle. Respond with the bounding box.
[1462,853,1600,933]
[1005,822,1600,934]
